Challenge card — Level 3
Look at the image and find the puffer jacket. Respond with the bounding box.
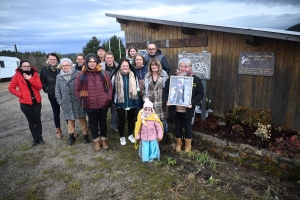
[163,75,204,118]
[55,69,86,120]
[8,67,42,105]
[40,65,60,100]
[74,69,112,110]
[135,110,163,141]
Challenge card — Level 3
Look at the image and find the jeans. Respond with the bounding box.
[110,104,118,129]
[161,119,168,133]
[116,107,136,137]
[49,99,61,128]
[174,112,192,139]
[87,107,109,139]
[20,103,43,140]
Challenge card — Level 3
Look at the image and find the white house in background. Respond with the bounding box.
[0,56,20,79]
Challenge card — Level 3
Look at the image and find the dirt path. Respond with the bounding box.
[0,81,299,200]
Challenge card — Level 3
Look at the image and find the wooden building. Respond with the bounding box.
[106,13,300,131]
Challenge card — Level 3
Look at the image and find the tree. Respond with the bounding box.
[287,23,300,32]
[82,36,101,55]
[102,35,126,62]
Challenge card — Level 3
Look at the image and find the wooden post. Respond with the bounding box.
[201,80,207,120]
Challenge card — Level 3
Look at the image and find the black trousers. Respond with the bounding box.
[116,108,136,137]
[20,103,43,140]
[174,112,192,139]
[87,107,109,139]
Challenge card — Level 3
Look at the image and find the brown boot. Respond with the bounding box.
[56,127,62,139]
[94,141,101,151]
[185,139,192,152]
[175,138,182,152]
[101,137,108,150]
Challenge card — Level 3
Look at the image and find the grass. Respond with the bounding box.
[0,112,295,200]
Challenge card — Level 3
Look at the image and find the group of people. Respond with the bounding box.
[8,43,204,163]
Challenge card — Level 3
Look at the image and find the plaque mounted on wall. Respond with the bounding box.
[238,52,275,76]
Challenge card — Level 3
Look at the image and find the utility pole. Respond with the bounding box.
[14,44,18,58]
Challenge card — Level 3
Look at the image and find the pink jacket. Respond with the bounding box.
[136,120,163,141]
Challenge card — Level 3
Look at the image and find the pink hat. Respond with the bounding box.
[143,98,154,110]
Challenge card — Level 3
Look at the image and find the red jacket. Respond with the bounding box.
[8,67,42,105]
[74,70,112,110]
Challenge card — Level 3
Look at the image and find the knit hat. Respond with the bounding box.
[85,53,99,65]
[143,98,154,111]
[19,59,31,68]
[97,46,105,51]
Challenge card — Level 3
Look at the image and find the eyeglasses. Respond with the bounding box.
[21,66,31,68]
[62,64,71,67]
[148,48,156,51]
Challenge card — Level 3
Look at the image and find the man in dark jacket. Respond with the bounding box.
[144,43,170,74]
[75,53,85,71]
[100,51,118,132]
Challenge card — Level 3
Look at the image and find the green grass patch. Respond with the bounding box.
[11,151,44,168]
[65,158,75,168]
[0,159,8,166]
[24,188,42,200]
[67,181,81,196]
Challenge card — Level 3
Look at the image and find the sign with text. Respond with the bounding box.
[178,52,211,80]
[238,52,275,76]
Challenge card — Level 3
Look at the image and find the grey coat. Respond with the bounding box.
[55,69,86,120]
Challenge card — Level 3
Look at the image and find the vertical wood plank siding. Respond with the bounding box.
[121,21,300,131]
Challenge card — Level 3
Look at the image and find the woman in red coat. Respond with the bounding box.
[8,59,44,146]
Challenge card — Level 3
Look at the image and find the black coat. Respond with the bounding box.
[40,66,60,100]
[163,75,204,118]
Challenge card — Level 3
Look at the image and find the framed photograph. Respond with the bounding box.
[168,76,194,106]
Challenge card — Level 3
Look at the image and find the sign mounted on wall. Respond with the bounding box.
[178,52,211,80]
[238,52,275,76]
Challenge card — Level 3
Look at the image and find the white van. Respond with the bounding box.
[0,56,20,79]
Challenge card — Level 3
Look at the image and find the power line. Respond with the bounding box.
[0,42,14,47]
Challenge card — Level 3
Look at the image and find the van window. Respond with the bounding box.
[0,61,4,68]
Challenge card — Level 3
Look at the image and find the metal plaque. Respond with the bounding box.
[238,52,275,76]
[178,52,211,80]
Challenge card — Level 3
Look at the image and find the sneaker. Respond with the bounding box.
[120,137,126,146]
[128,135,135,143]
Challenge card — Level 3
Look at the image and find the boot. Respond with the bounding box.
[68,134,76,145]
[185,139,192,152]
[83,134,89,144]
[94,141,101,151]
[175,138,183,152]
[38,137,45,145]
[56,127,62,139]
[31,139,38,146]
[101,137,108,150]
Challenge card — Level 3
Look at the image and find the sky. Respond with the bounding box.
[1,0,300,54]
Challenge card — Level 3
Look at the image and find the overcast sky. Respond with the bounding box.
[1,0,299,54]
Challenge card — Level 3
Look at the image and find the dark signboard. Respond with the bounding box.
[238,52,275,76]
[178,52,211,80]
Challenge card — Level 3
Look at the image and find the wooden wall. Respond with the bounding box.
[120,22,300,131]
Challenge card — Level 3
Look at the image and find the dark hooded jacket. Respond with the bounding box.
[144,49,170,74]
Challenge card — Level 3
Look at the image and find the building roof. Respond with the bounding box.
[105,13,300,42]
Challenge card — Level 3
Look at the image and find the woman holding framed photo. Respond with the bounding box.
[163,58,204,152]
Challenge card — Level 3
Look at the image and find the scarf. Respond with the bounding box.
[79,64,109,108]
[134,109,163,149]
[60,67,75,81]
[114,69,138,103]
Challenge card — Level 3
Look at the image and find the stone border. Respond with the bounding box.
[194,131,300,180]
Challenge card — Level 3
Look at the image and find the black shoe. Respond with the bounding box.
[31,139,38,146]
[68,134,76,145]
[38,138,45,145]
[83,134,89,144]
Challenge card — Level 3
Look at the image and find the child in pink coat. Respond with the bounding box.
[134,98,163,162]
